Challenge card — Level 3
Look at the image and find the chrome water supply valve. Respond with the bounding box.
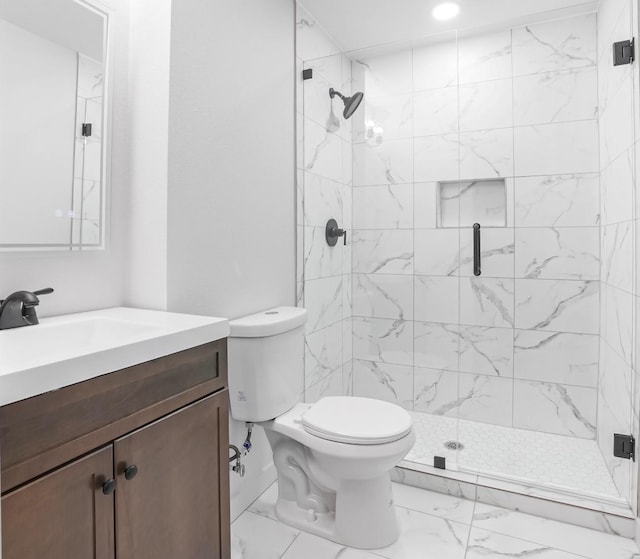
[229,444,245,477]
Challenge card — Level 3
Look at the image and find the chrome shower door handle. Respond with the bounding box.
[473,223,481,277]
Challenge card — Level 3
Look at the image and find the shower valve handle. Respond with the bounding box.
[325,219,347,247]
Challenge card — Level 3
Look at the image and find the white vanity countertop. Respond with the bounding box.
[0,307,229,407]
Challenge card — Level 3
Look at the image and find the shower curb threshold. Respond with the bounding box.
[394,461,636,538]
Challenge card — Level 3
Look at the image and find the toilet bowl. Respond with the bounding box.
[228,307,415,549]
[262,398,415,549]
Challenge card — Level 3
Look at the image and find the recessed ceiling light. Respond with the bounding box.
[432,2,460,21]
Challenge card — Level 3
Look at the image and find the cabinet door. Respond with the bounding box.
[1,446,115,559]
[114,390,230,559]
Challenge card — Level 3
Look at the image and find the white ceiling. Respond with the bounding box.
[297,0,597,53]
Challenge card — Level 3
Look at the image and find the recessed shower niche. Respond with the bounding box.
[437,179,507,228]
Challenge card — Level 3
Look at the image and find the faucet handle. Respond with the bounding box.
[0,288,54,329]
[33,288,54,297]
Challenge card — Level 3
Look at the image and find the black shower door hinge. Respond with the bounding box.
[613,38,635,66]
[613,433,635,461]
[82,123,92,137]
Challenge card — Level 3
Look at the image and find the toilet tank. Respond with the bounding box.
[228,306,307,422]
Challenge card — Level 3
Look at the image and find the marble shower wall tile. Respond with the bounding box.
[459,128,514,179]
[343,318,353,364]
[306,52,344,90]
[414,321,459,371]
[352,230,414,274]
[342,272,352,321]
[303,117,343,183]
[353,138,413,186]
[352,274,414,320]
[414,182,438,229]
[602,221,633,293]
[353,93,413,142]
[515,279,599,334]
[455,373,513,427]
[458,79,513,132]
[304,275,343,334]
[459,277,515,328]
[413,367,458,415]
[513,67,598,126]
[458,29,512,84]
[597,343,633,499]
[352,184,413,229]
[603,283,634,366]
[601,148,634,225]
[514,330,599,387]
[304,367,343,403]
[514,174,600,227]
[352,359,414,409]
[511,13,597,76]
[303,60,350,140]
[458,326,514,377]
[514,121,599,176]
[459,228,514,278]
[352,317,414,366]
[513,380,597,438]
[304,320,344,389]
[303,226,342,280]
[514,227,600,280]
[413,37,458,91]
[413,87,458,136]
[342,358,353,395]
[598,4,634,115]
[414,275,459,324]
[599,78,635,168]
[353,50,412,98]
[413,134,459,182]
[414,229,459,276]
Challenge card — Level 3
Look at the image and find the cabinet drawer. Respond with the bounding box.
[0,339,227,492]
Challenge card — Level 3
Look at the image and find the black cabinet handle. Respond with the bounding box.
[473,223,481,277]
[124,464,139,481]
[102,478,116,495]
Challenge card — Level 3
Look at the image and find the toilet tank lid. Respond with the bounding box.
[229,306,308,338]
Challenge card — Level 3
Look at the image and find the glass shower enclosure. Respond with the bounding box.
[296,0,640,521]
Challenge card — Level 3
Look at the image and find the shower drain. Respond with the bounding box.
[444,440,464,451]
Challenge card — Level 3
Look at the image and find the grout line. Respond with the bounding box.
[510,23,517,432]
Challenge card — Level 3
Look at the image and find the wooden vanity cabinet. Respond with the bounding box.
[0,340,230,559]
[2,446,115,559]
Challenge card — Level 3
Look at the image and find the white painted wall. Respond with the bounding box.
[123,0,171,310]
[0,0,129,317]
[165,0,296,518]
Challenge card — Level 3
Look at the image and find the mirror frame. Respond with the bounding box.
[0,0,113,252]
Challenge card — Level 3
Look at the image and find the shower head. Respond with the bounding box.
[329,88,364,119]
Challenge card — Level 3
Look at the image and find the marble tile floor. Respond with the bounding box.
[232,482,640,558]
[405,412,622,504]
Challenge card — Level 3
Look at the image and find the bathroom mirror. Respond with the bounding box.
[0,0,109,250]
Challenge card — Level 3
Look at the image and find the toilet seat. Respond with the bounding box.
[301,396,412,445]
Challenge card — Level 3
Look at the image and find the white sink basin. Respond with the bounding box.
[0,307,229,406]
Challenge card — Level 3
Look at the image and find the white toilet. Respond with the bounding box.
[228,306,415,549]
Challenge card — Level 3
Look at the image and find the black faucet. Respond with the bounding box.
[0,288,54,330]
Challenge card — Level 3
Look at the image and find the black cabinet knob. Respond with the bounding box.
[102,478,116,495]
[124,464,139,481]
